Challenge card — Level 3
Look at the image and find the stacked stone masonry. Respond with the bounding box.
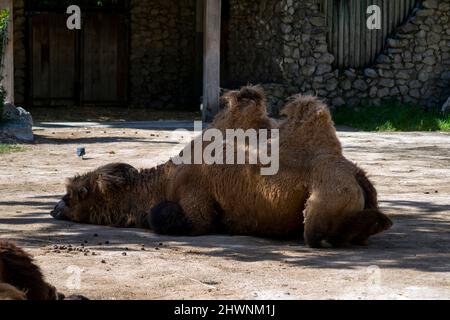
[11,0,450,111]
[228,0,450,112]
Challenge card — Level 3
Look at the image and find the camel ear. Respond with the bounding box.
[96,173,126,194]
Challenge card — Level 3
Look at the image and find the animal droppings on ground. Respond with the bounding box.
[49,245,91,255]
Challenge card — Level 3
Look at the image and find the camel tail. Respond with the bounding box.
[340,169,393,246]
[355,168,378,210]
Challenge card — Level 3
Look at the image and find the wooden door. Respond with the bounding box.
[30,13,76,106]
[28,12,128,106]
[82,13,128,105]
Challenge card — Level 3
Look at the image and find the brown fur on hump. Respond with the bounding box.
[280,94,342,154]
[279,94,392,247]
[0,241,57,300]
[213,85,275,130]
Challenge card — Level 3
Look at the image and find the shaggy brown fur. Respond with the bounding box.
[0,241,57,300]
[278,95,393,247]
[214,86,276,130]
[51,86,277,233]
[51,162,173,228]
[0,283,27,300]
[51,87,392,247]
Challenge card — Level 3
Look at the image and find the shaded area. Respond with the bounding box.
[33,135,181,146]
[0,195,449,273]
[29,107,200,123]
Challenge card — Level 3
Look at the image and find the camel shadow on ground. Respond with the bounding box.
[0,196,449,273]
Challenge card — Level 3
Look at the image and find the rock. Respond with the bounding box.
[390,87,400,96]
[423,0,438,9]
[377,54,391,64]
[416,9,435,17]
[379,78,395,88]
[325,78,338,91]
[315,64,332,76]
[340,79,352,90]
[0,103,34,142]
[409,80,422,89]
[396,71,410,80]
[301,65,316,77]
[377,88,390,98]
[364,68,378,78]
[369,86,378,98]
[387,38,408,48]
[441,71,450,80]
[418,71,429,82]
[309,17,326,27]
[318,53,335,64]
[353,79,368,91]
[344,69,357,79]
[331,97,345,107]
[399,85,409,95]
[442,97,450,113]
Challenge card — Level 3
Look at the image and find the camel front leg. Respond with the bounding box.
[148,192,217,236]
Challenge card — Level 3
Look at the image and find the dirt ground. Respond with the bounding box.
[1,122,449,300]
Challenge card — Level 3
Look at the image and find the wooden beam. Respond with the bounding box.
[202,0,221,122]
[194,0,204,102]
[0,0,14,104]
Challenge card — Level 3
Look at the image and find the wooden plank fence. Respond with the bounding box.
[323,0,418,69]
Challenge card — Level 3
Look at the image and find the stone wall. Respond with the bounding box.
[228,0,450,112]
[129,0,197,108]
[13,0,26,105]
[227,0,284,86]
[10,0,450,111]
[326,0,450,109]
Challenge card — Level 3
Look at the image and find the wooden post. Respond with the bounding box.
[194,0,203,103]
[0,0,13,104]
[202,0,221,122]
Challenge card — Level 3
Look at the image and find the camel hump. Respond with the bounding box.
[221,85,267,110]
[236,85,266,104]
[281,95,330,123]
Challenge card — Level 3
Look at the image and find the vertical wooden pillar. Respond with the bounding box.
[194,0,204,103]
[202,0,221,122]
[0,0,14,103]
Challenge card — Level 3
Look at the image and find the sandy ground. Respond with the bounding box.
[1,122,449,300]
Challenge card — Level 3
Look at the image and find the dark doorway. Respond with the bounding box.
[25,1,129,107]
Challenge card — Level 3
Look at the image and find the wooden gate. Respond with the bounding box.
[324,0,418,69]
[28,11,128,106]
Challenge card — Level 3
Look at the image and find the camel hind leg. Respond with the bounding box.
[304,203,393,248]
[343,209,393,246]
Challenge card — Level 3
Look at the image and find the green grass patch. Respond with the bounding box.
[332,102,450,132]
[0,144,24,154]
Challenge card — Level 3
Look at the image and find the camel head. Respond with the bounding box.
[51,163,138,222]
[214,85,272,130]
